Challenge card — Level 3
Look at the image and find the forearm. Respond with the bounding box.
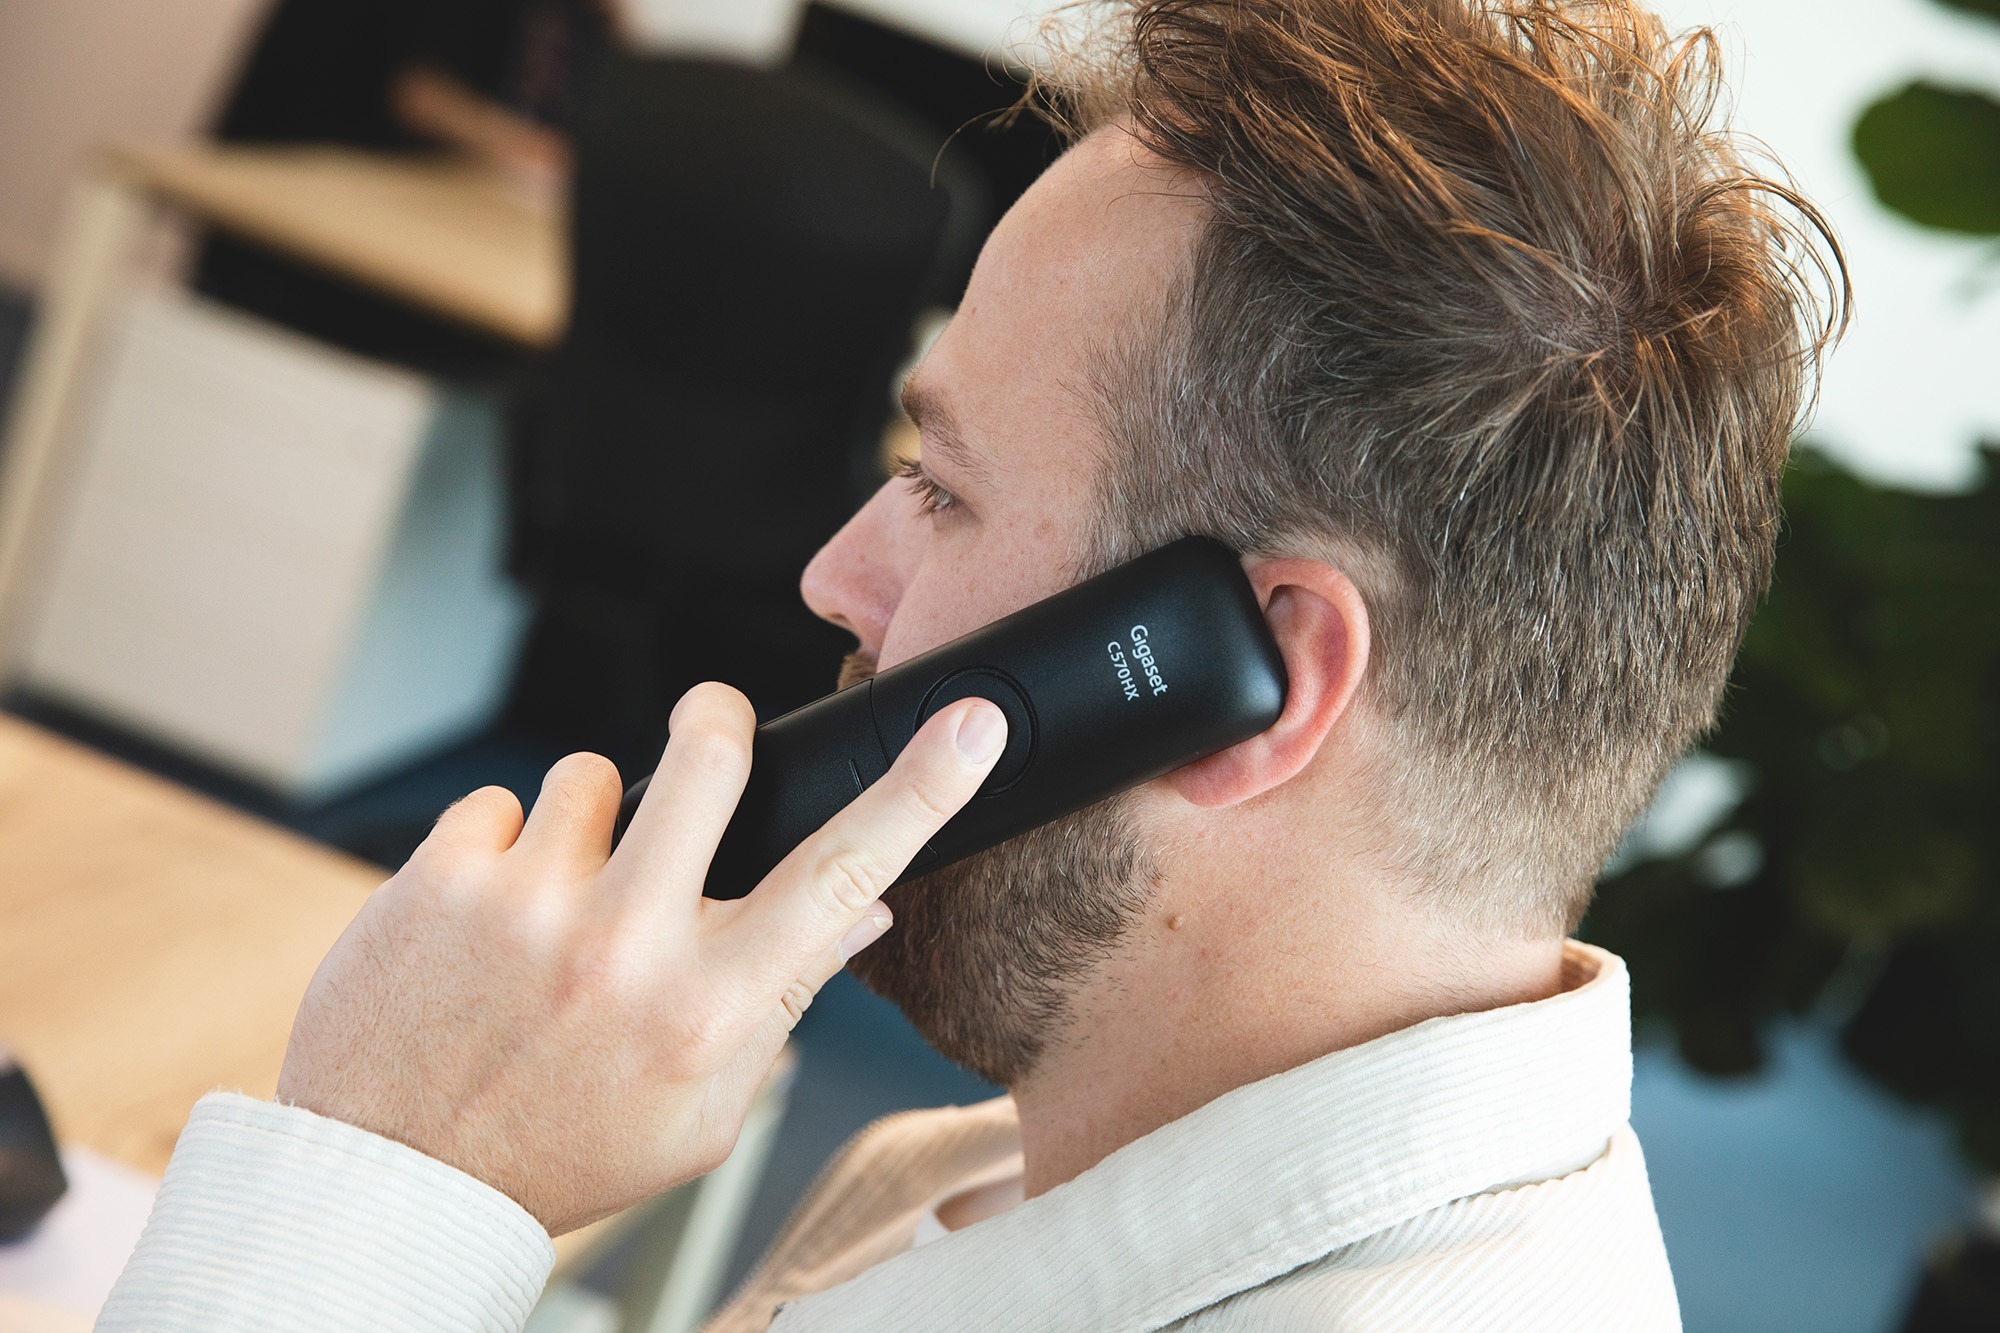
[98,1093,553,1333]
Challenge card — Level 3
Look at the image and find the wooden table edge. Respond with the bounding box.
[96,143,565,349]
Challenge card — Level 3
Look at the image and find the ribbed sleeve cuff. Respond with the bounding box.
[97,1092,555,1333]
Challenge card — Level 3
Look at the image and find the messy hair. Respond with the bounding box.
[1041,0,1847,933]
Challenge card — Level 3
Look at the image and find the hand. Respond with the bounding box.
[276,683,1007,1234]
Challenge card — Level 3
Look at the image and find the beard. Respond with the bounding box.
[836,650,1156,1086]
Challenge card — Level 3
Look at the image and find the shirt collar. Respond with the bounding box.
[775,941,1633,1332]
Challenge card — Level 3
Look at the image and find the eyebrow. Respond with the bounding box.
[899,372,983,479]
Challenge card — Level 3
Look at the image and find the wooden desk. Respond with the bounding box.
[0,714,381,1175]
[0,719,640,1266]
[0,144,565,674]
[0,716,782,1325]
[0,715,375,1326]
[109,147,567,349]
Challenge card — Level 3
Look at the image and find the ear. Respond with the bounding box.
[1167,557,1371,808]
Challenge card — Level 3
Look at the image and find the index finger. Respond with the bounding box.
[710,698,1006,994]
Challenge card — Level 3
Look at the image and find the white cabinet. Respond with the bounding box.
[20,290,528,800]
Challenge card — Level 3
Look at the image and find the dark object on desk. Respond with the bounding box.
[613,539,1288,898]
[507,55,984,771]
[0,1055,66,1242]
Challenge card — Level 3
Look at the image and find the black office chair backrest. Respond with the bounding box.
[507,55,982,751]
[791,2,1065,302]
[520,55,974,587]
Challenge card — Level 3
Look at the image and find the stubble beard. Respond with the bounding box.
[835,650,1156,1086]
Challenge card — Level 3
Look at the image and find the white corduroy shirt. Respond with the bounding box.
[99,940,1678,1332]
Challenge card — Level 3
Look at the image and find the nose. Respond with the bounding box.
[800,479,929,659]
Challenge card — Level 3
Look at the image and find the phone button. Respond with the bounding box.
[916,668,1036,796]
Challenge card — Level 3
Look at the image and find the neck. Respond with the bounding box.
[1006,820,1566,1198]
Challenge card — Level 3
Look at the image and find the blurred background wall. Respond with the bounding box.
[1649,0,2000,491]
[0,0,270,290]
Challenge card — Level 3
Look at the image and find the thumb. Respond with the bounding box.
[712,699,1001,1003]
[735,901,893,1102]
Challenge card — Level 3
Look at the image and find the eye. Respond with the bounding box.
[894,457,958,517]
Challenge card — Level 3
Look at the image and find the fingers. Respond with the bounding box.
[732,907,888,1104]
[510,752,623,877]
[608,682,758,906]
[417,785,527,864]
[837,904,894,970]
[713,698,1004,996]
[787,900,894,1024]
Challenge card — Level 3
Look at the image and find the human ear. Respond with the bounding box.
[1166,557,1371,808]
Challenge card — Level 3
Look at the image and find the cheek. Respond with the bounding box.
[877,528,1079,669]
[878,562,985,669]
[869,442,1097,668]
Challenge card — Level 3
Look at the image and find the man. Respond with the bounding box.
[101,0,1843,1328]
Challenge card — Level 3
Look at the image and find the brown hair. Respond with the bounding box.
[1042,0,1847,933]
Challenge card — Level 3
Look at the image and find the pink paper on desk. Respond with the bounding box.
[0,1148,155,1317]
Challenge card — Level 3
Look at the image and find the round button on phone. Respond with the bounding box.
[917,668,1036,796]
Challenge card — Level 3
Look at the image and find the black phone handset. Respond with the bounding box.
[612,537,1289,898]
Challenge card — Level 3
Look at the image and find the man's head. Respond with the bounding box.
[802,0,1844,1085]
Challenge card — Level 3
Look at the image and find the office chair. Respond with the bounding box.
[791,1,1067,304]
[506,55,986,771]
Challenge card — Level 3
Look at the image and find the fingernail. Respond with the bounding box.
[956,702,1007,764]
[839,905,893,963]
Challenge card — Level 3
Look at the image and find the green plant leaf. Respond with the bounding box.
[1853,81,2000,235]
[1584,444,2000,1173]
[1934,0,2000,23]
